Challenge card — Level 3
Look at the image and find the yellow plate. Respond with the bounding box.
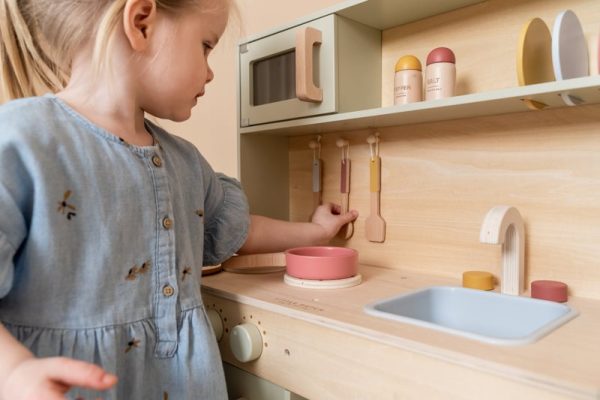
[517,18,555,86]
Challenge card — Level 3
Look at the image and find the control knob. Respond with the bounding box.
[229,323,263,362]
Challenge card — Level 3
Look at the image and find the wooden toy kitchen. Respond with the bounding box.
[201,0,600,398]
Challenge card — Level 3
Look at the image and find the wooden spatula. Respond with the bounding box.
[365,142,386,242]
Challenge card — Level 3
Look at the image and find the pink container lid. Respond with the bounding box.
[531,280,568,303]
[426,47,456,65]
[285,246,358,280]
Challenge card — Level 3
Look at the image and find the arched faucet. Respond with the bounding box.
[479,206,525,296]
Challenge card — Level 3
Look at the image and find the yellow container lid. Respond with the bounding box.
[395,55,422,72]
[462,271,494,291]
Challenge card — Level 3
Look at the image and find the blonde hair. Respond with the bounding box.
[0,0,226,103]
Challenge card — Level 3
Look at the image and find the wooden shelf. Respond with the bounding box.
[240,0,486,44]
[240,75,600,136]
[336,0,487,30]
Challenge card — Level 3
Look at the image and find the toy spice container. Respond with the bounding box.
[531,280,568,302]
[425,47,456,100]
[394,55,423,105]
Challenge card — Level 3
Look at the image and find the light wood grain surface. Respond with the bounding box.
[290,104,600,299]
[286,0,600,300]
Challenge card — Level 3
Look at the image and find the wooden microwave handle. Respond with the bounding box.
[296,27,323,103]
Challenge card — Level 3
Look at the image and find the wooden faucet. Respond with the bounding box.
[479,206,525,295]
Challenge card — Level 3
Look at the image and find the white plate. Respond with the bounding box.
[552,10,589,105]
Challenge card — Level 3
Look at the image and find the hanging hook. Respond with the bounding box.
[367,132,380,161]
[336,138,349,161]
[309,135,322,161]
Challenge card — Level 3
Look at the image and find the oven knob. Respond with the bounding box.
[206,309,223,341]
[229,323,263,362]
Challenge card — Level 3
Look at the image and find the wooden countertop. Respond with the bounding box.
[201,264,600,399]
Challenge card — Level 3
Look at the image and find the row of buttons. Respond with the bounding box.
[154,154,175,299]
[155,155,173,234]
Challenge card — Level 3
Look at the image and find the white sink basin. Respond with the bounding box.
[364,286,578,345]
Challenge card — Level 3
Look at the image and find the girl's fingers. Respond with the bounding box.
[340,209,358,224]
[43,357,118,390]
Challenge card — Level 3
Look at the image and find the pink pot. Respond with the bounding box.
[284,246,358,280]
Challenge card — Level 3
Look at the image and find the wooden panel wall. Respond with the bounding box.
[289,0,600,299]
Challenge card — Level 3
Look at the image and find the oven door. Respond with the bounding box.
[239,14,337,127]
[224,363,308,400]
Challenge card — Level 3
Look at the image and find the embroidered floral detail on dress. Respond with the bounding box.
[125,260,151,281]
[182,266,192,281]
[195,209,204,218]
[125,338,140,353]
[57,190,77,220]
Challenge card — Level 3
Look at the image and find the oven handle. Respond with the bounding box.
[296,27,323,103]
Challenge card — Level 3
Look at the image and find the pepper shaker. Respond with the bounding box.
[394,55,423,105]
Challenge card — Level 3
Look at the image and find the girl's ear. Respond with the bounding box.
[123,0,157,51]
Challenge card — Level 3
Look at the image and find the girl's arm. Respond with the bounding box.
[0,323,117,400]
[238,203,358,254]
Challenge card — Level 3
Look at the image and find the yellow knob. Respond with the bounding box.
[462,271,494,291]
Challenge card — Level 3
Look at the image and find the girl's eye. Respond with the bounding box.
[203,42,214,54]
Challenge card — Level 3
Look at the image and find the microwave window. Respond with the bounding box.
[252,50,296,106]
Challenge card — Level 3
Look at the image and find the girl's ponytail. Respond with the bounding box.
[0,0,64,102]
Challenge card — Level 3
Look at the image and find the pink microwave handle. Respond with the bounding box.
[296,27,323,103]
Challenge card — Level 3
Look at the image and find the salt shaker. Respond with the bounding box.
[394,55,423,105]
[425,47,456,100]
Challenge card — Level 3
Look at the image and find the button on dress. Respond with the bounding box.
[0,95,250,399]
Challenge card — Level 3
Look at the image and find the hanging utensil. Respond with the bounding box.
[309,136,323,218]
[336,139,353,240]
[365,133,386,243]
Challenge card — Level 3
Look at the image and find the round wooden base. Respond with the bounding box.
[283,273,362,289]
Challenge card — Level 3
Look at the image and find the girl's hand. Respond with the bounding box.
[310,202,358,242]
[2,357,117,400]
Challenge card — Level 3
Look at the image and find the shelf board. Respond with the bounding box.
[240,0,487,44]
[337,0,487,30]
[239,75,600,136]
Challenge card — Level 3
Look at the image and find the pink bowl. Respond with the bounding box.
[284,246,358,280]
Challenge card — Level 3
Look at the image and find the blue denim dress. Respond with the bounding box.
[0,95,250,399]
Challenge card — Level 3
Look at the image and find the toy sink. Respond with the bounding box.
[364,286,578,345]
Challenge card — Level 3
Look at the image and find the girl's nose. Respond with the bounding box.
[206,65,214,84]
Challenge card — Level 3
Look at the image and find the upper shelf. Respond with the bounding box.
[241,0,486,43]
[336,0,486,30]
[239,75,600,136]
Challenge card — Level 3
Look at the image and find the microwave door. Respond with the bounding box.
[240,14,337,127]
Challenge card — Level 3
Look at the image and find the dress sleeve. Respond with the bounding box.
[202,173,250,266]
[0,143,29,298]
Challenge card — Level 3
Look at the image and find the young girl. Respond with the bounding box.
[0,0,357,398]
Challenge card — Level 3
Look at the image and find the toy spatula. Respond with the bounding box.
[365,135,386,242]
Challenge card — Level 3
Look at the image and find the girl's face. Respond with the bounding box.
[138,3,228,121]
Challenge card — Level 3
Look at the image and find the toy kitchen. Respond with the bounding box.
[201,0,600,398]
